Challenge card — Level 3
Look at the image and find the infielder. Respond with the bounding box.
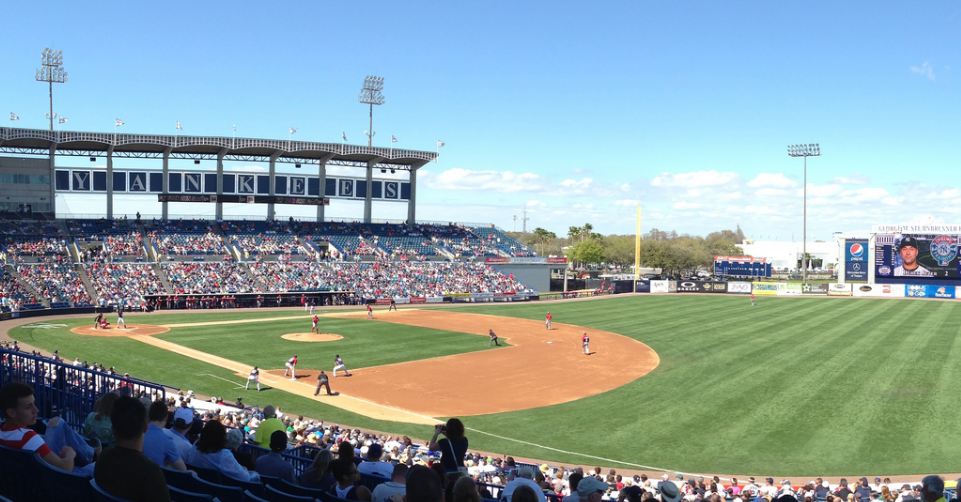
[310,314,320,334]
[545,311,552,330]
[309,301,316,315]
[489,328,500,346]
[284,354,298,380]
[246,366,261,391]
[117,308,127,329]
[332,354,352,377]
[582,332,590,355]
[367,304,373,319]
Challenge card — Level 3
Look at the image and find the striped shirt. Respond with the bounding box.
[0,422,52,457]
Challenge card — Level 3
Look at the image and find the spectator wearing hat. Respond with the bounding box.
[921,476,944,502]
[359,442,394,479]
[578,477,610,502]
[371,463,409,502]
[163,405,194,458]
[253,404,285,447]
[502,466,548,502]
[143,400,186,471]
[255,430,295,482]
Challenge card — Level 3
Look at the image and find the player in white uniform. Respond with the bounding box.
[284,355,298,380]
[245,366,261,391]
[332,354,352,377]
[117,308,127,329]
[893,236,934,277]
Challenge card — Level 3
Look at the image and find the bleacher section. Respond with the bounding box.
[14,263,90,307]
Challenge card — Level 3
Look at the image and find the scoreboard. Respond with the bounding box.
[713,256,772,278]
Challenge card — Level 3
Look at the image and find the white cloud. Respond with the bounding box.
[672,201,702,210]
[755,188,792,198]
[911,61,935,81]
[613,199,641,207]
[619,183,631,192]
[428,167,543,192]
[526,199,546,208]
[747,172,797,189]
[651,170,738,188]
[832,175,868,185]
[558,177,593,194]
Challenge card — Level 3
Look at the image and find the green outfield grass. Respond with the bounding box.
[10,296,961,475]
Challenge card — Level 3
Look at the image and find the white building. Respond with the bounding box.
[740,238,844,272]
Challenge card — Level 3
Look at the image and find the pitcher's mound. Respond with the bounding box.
[71,324,170,337]
[281,333,344,342]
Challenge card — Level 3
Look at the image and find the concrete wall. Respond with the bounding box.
[490,263,556,293]
[0,157,53,214]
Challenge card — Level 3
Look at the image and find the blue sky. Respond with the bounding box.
[3,1,960,240]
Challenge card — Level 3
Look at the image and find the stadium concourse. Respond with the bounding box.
[0,216,537,312]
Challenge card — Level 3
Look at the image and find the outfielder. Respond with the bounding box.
[310,314,320,334]
[333,354,352,377]
[246,366,261,391]
[284,354,298,380]
[582,332,590,355]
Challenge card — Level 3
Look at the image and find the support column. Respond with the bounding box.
[267,153,278,221]
[162,148,171,221]
[48,145,57,217]
[215,149,226,221]
[407,167,419,226]
[106,146,114,220]
[317,158,328,223]
[363,160,374,224]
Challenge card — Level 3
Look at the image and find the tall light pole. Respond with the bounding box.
[788,143,821,284]
[35,48,67,131]
[359,75,385,147]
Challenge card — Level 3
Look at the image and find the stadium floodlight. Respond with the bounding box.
[35,48,67,131]
[787,142,821,285]
[359,75,385,147]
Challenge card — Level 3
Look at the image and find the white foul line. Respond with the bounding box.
[203,373,245,388]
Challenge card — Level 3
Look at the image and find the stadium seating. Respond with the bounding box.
[33,453,94,501]
[166,484,219,501]
[263,484,316,502]
[89,478,130,502]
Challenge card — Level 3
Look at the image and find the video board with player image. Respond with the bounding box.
[874,233,961,284]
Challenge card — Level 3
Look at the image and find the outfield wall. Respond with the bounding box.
[647,280,960,300]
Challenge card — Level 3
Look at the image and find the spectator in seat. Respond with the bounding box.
[255,430,294,482]
[406,464,444,502]
[143,400,186,470]
[502,466,547,502]
[372,462,409,502]
[84,392,118,448]
[299,447,336,491]
[563,472,584,502]
[226,427,255,470]
[358,442,394,479]
[183,419,260,483]
[921,477,944,502]
[253,404,285,447]
[657,480,682,502]
[452,475,480,502]
[0,382,76,472]
[163,406,193,458]
[512,486,541,502]
[429,417,468,475]
[331,457,372,501]
[855,478,872,502]
[94,396,170,502]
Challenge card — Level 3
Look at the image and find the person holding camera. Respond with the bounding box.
[428,418,468,474]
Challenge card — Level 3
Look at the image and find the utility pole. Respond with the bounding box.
[788,143,821,284]
[522,208,530,233]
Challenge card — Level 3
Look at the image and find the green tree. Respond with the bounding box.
[567,237,605,266]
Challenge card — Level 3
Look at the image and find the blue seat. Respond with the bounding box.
[33,453,94,502]
[263,484,316,502]
[218,474,266,498]
[188,463,226,484]
[244,489,270,502]
[191,477,245,502]
[163,466,212,493]
[359,473,388,491]
[275,479,326,499]
[0,444,42,501]
[167,484,220,502]
[90,478,131,502]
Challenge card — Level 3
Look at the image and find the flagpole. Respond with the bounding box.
[634,206,642,293]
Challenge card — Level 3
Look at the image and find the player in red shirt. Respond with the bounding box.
[367,304,373,319]
[311,314,320,334]
[545,311,552,330]
[284,354,298,380]
[751,292,756,307]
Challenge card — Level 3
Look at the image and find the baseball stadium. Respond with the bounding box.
[3,6,961,501]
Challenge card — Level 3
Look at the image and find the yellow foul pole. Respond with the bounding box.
[634,206,642,291]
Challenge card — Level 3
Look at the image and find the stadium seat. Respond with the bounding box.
[263,484,317,502]
[243,490,270,502]
[0,444,41,501]
[189,476,245,502]
[188,463,226,483]
[218,474,267,498]
[33,452,94,501]
[90,478,131,502]
[359,473,388,491]
[167,484,220,501]
[274,479,326,498]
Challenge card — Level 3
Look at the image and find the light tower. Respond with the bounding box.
[359,75,385,147]
[35,48,68,131]
[787,143,821,284]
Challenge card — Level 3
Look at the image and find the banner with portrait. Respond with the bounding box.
[875,233,961,284]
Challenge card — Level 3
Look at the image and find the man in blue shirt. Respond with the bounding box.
[143,401,186,470]
[254,430,294,482]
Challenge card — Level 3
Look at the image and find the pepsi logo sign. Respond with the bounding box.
[849,243,863,257]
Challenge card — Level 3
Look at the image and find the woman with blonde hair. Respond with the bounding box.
[83,392,118,447]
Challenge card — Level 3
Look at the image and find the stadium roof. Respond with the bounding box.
[0,127,436,170]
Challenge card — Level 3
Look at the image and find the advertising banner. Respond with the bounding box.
[753,282,781,296]
[675,281,703,293]
[727,282,753,294]
[374,298,392,305]
[409,297,426,304]
[778,284,803,296]
[875,233,961,284]
[394,297,411,305]
[827,283,853,296]
[853,284,905,298]
[702,282,728,293]
[904,284,956,299]
[426,296,445,303]
[801,284,829,295]
[651,280,671,294]
[844,239,869,282]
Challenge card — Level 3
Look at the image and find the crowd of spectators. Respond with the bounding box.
[2,237,70,259]
[100,232,146,257]
[163,262,258,294]
[231,234,310,257]
[14,263,91,306]
[153,231,227,256]
[85,262,166,307]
